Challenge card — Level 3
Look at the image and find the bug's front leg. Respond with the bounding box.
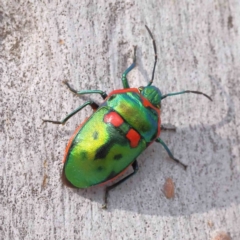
[102,160,139,209]
[155,138,187,169]
[42,100,99,125]
[121,46,137,89]
[63,80,108,100]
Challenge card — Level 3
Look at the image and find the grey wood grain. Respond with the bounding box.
[1,0,240,239]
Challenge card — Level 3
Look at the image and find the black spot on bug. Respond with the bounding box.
[114,154,122,160]
[92,131,99,140]
[95,142,112,159]
[94,126,127,160]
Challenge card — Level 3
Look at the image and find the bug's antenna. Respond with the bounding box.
[145,25,157,86]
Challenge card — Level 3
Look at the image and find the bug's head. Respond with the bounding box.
[139,85,162,109]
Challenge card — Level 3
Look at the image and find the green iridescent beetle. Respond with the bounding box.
[43,26,212,208]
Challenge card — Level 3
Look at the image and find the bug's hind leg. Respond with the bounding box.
[155,137,187,170]
[63,81,108,100]
[121,46,137,89]
[102,160,139,209]
[42,100,99,125]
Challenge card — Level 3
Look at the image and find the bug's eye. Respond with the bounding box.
[138,86,144,92]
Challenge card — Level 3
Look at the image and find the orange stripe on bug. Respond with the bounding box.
[126,128,141,148]
[103,111,124,127]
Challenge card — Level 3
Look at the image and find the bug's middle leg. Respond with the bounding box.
[102,160,139,209]
[42,100,99,125]
[155,137,187,169]
[121,46,137,89]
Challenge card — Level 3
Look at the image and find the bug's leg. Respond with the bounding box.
[63,80,107,100]
[42,100,99,125]
[161,90,212,101]
[155,138,187,170]
[102,160,139,209]
[161,124,176,131]
[121,46,137,89]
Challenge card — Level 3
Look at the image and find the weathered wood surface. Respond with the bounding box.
[1,1,240,239]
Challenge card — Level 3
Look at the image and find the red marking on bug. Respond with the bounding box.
[140,95,160,115]
[104,112,124,127]
[107,88,139,99]
[63,117,89,163]
[126,129,141,148]
[142,97,151,108]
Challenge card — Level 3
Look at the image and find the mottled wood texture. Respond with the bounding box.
[1,0,240,239]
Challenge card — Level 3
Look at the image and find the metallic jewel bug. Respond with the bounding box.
[43,26,212,208]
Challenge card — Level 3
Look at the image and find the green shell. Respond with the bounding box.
[64,91,159,188]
